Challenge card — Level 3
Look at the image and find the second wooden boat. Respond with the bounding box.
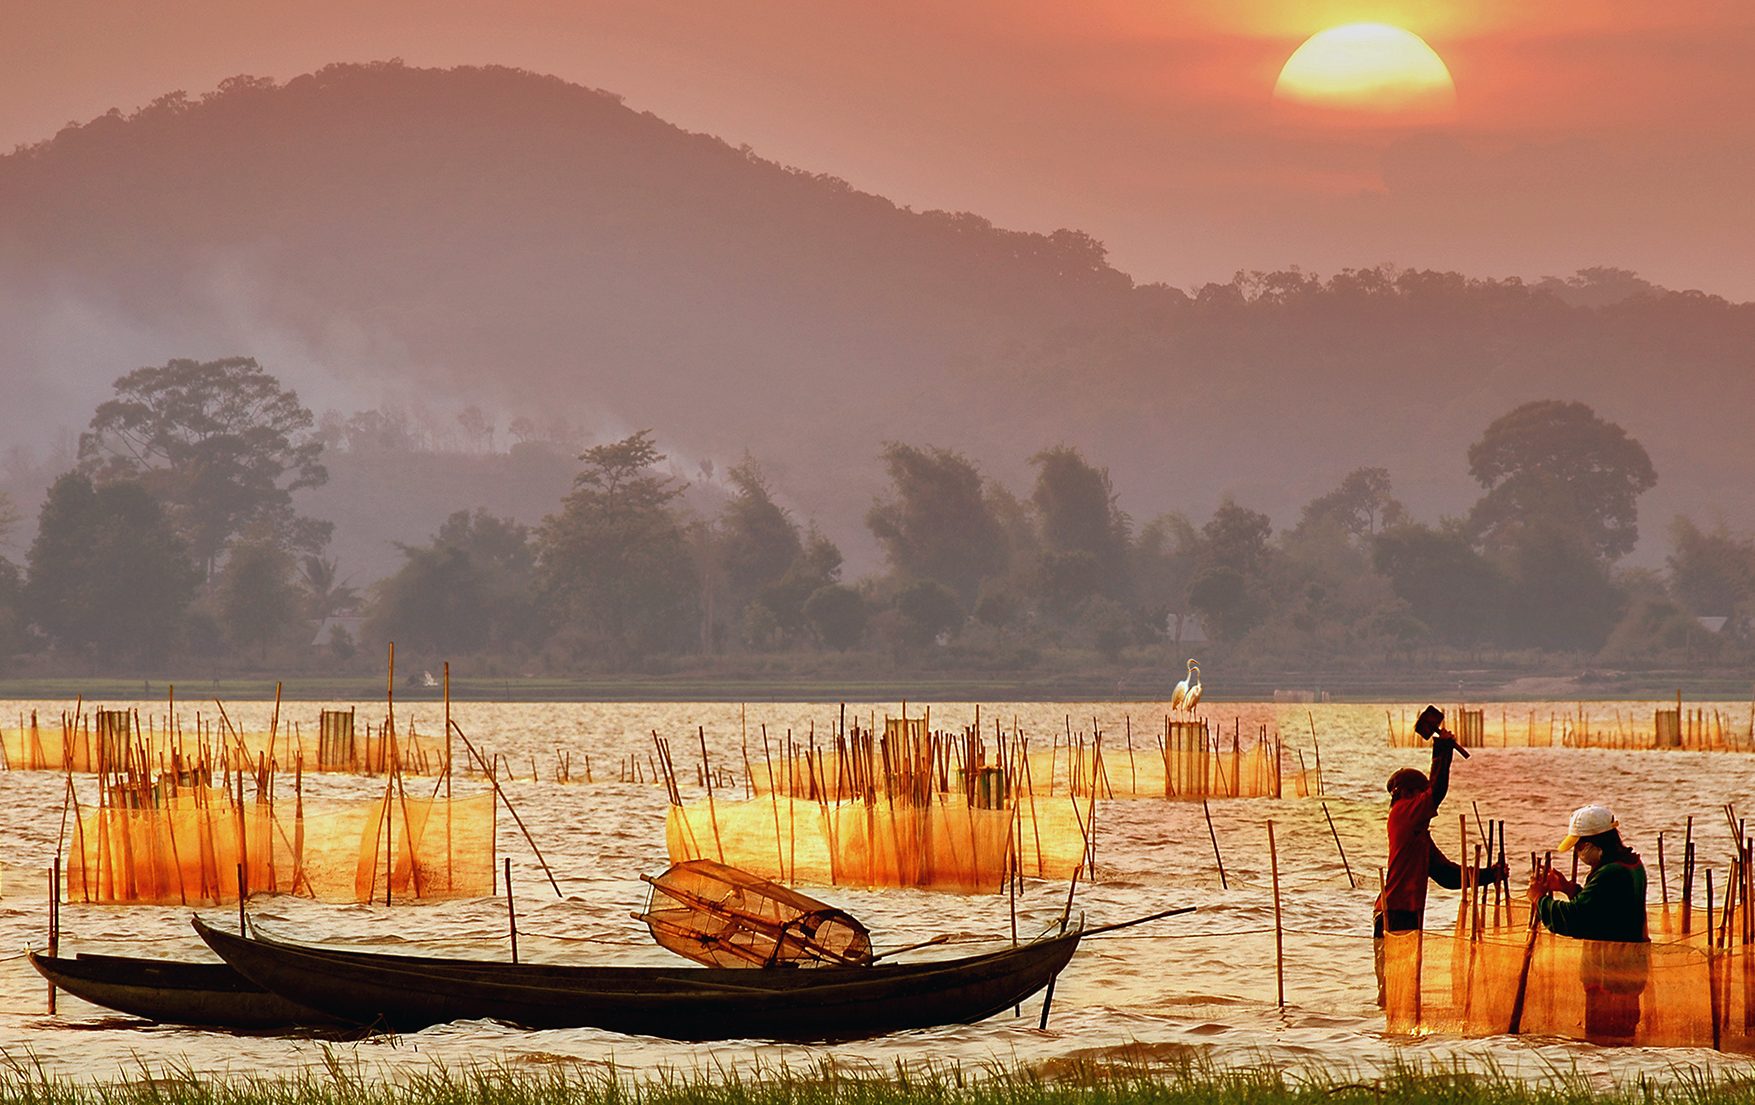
[194,916,1081,1040]
[28,951,345,1029]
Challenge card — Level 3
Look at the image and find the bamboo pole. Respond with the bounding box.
[1203,798,1227,889]
[449,719,562,897]
[1323,801,1355,888]
[506,857,519,963]
[1267,819,1285,1007]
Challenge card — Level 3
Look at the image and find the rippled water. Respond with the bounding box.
[3,697,1755,1083]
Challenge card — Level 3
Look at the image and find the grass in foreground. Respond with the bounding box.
[1,1055,1753,1105]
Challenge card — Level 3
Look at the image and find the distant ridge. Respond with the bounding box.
[3,61,1752,572]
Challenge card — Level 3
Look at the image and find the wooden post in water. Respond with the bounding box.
[1267,819,1285,1007]
[1203,799,1227,889]
[506,857,519,964]
[1323,802,1354,888]
[47,858,58,1013]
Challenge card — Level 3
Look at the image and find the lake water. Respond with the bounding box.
[3,697,1754,1085]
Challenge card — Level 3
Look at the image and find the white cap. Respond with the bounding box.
[1558,804,1618,852]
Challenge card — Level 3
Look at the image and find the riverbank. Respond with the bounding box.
[0,1057,1749,1105]
[0,669,1746,702]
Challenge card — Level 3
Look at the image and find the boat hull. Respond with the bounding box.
[29,951,345,1029]
[194,917,1079,1040]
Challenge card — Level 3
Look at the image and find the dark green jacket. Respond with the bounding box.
[1538,858,1649,943]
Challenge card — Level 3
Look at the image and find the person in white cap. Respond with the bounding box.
[1527,803,1650,1041]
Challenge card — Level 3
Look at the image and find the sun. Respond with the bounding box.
[1274,23,1456,122]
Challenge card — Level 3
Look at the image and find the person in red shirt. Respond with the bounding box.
[1373,730,1506,1004]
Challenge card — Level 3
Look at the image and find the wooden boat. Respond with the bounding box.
[193,916,1081,1040]
[28,950,346,1029]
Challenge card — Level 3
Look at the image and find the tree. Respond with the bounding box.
[1372,523,1505,647]
[718,459,803,604]
[536,431,698,662]
[369,544,494,655]
[1498,523,1625,651]
[24,473,201,661]
[1466,400,1656,560]
[1297,467,1406,540]
[217,537,299,661]
[1668,517,1755,620]
[867,444,1007,604]
[804,585,869,651]
[1188,566,1255,642]
[77,357,330,574]
[893,580,964,648]
[1201,498,1273,576]
[372,509,540,655]
[1029,446,1129,591]
[299,555,359,621]
[0,555,26,669]
[1034,550,1104,623]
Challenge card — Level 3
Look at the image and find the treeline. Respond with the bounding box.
[1,358,1752,678]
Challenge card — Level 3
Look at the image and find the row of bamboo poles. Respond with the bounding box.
[1388,696,1755,751]
[5,701,448,777]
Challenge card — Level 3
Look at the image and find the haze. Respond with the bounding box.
[7,0,1754,299]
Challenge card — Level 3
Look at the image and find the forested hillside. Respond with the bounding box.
[3,61,1752,570]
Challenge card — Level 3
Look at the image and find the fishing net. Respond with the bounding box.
[63,788,494,905]
[2,709,448,775]
[1384,898,1755,1049]
[741,718,1308,803]
[665,790,1089,893]
[1387,704,1754,751]
[636,858,873,967]
[1036,724,1301,800]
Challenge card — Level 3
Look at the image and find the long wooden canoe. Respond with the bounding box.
[28,951,346,1029]
[194,916,1080,1040]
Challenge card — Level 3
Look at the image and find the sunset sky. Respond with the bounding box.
[7,1,1753,297]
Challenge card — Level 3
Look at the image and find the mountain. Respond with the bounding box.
[3,61,1751,575]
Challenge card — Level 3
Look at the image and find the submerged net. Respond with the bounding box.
[63,786,494,905]
[636,858,873,967]
[1385,881,1755,1049]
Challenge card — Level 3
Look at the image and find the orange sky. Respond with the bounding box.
[7,1,1753,296]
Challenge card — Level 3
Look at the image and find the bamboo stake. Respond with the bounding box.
[1323,802,1355,888]
[1267,819,1285,1007]
[47,858,58,1013]
[449,719,562,897]
[1203,798,1227,889]
[506,857,519,963]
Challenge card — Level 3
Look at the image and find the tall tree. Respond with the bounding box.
[717,459,804,612]
[867,444,1006,604]
[1029,446,1130,583]
[1668,517,1755,619]
[536,431,697,661]
[24,473,201,661]
[1297,467,1406,540]
[217,537,299,661]
[78,357,330,574]
[371,509,541,656]
[1028,446,1130,626]
[1372,522,1506,647]
[1466,400,1656,560]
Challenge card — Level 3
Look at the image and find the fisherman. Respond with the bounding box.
[1527,804,1651,1042]
[1374,726,1506,1004]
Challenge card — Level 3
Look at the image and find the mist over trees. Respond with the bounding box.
[0,66,1751,684]
[1,354,1749,687]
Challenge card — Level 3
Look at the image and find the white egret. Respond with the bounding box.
[1183,662,1203,712]
[1172,658,1199,711]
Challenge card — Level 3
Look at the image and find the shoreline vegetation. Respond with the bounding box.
[1,1057,1753,1105]
[0,671,1748,704]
